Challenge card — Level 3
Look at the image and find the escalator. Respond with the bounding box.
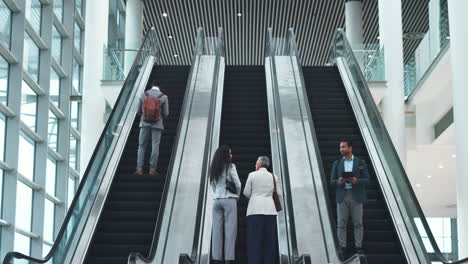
[302,66,406,264]
[216,66,273,264]
[84,66,190,263]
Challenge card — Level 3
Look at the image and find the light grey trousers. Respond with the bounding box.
[212,198,237,261]
[136,127,162,170]
[337,191,364,248]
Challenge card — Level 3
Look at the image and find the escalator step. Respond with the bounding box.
[303,66,407,264]
[84,66,190,264]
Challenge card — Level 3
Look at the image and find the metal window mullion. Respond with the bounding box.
[0,0,26,258]
[52,0,74,237]
[29,0,53,258]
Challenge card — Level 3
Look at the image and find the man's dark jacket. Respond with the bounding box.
[330,156,370,204]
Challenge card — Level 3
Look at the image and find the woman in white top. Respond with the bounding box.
[243,156,281,264]
[210,145,241,264]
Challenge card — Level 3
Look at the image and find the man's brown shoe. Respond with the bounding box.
[135,169,144,175]
[149,169,160,175]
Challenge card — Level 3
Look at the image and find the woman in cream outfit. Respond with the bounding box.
[243,156,281,264]
[210,145,241,264]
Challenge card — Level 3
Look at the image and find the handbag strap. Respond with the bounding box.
[271,173,277,192]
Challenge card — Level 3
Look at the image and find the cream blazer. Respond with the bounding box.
[243,168,281,216]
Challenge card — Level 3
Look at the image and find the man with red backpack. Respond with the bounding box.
[135,81,169,175]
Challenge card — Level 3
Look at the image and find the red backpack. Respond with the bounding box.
[142,92,165,122]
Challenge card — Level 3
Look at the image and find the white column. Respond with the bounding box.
[378,0,407,165]
[124,0,144,73]
[345,0,364,69]
[448,0,468,258]
[345,0,364,49]
[81,0,110,173]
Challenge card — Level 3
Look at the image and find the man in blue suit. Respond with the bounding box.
[330,139,369,255]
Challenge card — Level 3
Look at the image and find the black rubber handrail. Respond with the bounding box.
[2,27,159,264]
[127,27,207,264]
[330,28,468,264]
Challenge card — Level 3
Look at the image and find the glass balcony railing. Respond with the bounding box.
[103,46,139,81]
[404,0,450,98]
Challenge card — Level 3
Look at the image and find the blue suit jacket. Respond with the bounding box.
[330,156,369,204]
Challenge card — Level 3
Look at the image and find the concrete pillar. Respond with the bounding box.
[345,0,364,69]
[124,0,144,73]
[447,0,468,258]
[378,0,407,165]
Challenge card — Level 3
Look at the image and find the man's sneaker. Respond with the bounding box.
[149,169,160,175]
[134,169,144,175]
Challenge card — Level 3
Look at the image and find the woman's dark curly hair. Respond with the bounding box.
[209,145,232,183]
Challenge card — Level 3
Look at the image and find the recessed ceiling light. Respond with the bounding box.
[438,164,444,169]
[427,175,432,179]
[452,154,456,158]
[416,184,421,188]
[173,54,178,57]
[168,35,173,39]
[237,12,242,17]
[162,12,168,17]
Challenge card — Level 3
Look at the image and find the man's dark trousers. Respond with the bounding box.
[246,215,278,264]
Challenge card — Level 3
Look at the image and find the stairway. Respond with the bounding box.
[302,66,407,264]
[215,66,274,263]
[84,66,190,264]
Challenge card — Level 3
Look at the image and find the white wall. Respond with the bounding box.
[406,45,457,217]
[81,0,110,174]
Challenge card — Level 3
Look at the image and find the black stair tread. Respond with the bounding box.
[84,66,190,264]
[303,66,407,264]
[213,66,272,264]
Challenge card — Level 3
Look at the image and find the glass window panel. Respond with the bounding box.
[0,54,8,105]
[0,0,11,48]
[43,243,51,258]
[69,135,77,170]
[52,26,62,64]
[74,22,81,52]
[43,199,54,242]
[23,33,40,82]
[53,0,63,22]
[46,156,56,195]
[75,0,83,16]
[21,80,38,131]
[0,113,5,161]
[14,232,31,255]
[15,181,33,231]
[67,176,75,209]
[18,132,35,181]
[48,110,58,151]
[72,59,80,91]
[71,101,79,130]
[49,69,60,107]
[25,0,42,34]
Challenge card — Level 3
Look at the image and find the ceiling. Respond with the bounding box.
[143,0,430,66]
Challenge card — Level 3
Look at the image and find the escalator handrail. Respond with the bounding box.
[265,27,304,264]
[2,27,160,264]
[277,27,365,264]
[179,27,225,264]
[127,27,209,264]
[330,28,468,264]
